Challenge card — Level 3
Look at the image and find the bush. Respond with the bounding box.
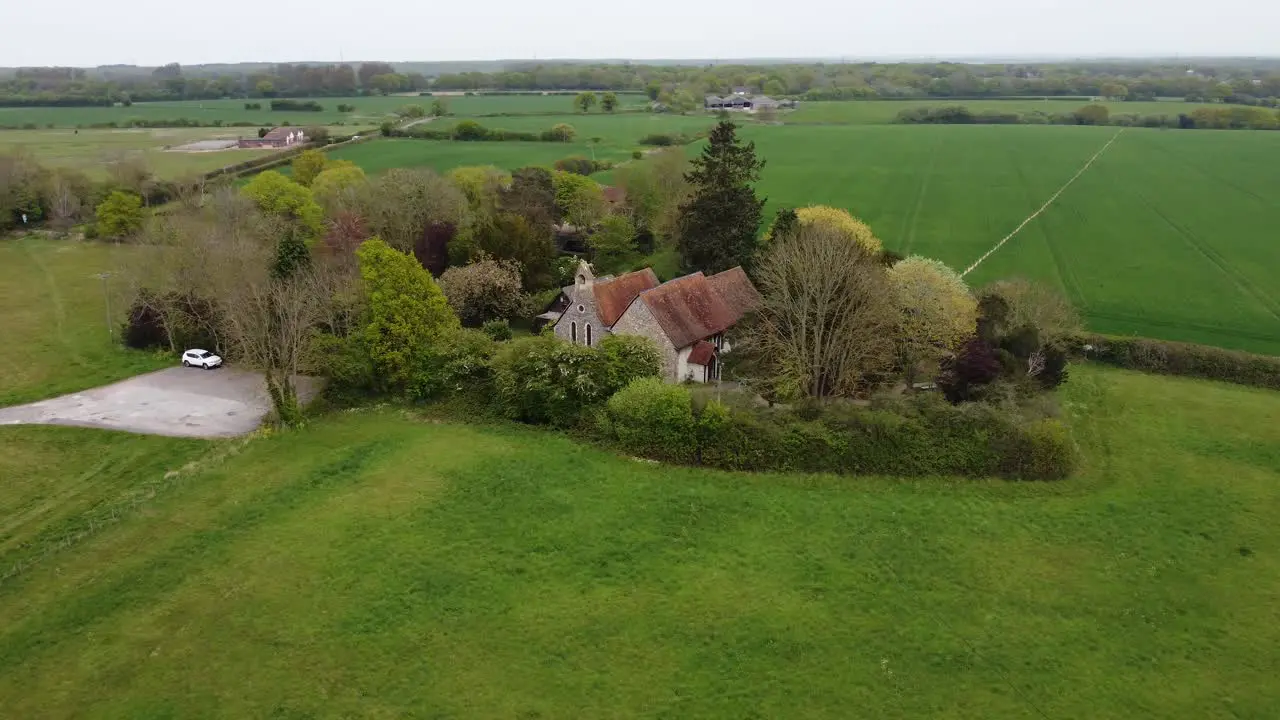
[94,191,145,240]
[482,319,513,341]
[597,334,661,393]
[492,333,658,426]
[997,418,1077,481]
[631,150,643,160]
[270,99,323,112]
[638,133,684,146]
[1078,334,1280,390]
[493,335,608,426]
[542,123,576,142]
[407,329,498,403]
[453,120,489,141]
[671,394,1074,479]
[554,155,596,176]
[606,378,696,462]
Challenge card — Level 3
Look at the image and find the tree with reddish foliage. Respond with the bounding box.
[938,338,1002,403]
[413,222,456,277]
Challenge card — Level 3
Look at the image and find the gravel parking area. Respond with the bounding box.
[0,367,321,438]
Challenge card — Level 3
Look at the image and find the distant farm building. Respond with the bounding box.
[704,94,791,112]
[238,128,308,149]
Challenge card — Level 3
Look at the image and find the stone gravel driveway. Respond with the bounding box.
[0,367,321,438]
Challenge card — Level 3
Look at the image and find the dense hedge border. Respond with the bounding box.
[1076,334,1280,390]
[596,379,1076,481]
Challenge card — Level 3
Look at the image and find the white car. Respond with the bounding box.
[181,349,223,370]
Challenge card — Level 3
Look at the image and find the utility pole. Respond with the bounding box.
[93,272,113,341]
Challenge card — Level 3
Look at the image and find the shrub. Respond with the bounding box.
[996,418,1076,480]
[554,155,596,176]
[270,99,323,112]
[309,331,377,405]
[453,120,489,140]
[542,123,576,142]
[482,319,514,341]
[606,378,697,462]
[492,335,610,426]
[1077,334,1280,390]
[638,133,680,146]
[597,334,661,394]
[678,394,1075,480]
[407,328,498,403]
[631,150,643,160]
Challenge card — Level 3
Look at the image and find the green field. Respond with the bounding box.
[783,99,1235,124]
[323,137,641,174]
[0,127,280,180]
[0,93,650,128]
[725,123,1280,354]
[0,238,168,406]
[1,363,1278,717]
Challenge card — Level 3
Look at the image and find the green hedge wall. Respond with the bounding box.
[1077,334,1280,390]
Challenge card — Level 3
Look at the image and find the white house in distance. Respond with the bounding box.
[544,261,761,383]
[237,127,308,149]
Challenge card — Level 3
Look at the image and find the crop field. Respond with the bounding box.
[323,137,640,174]
[1,361,1278,717]
[782,98,1233,124]
[731,123,1280,354]
[0,93,648,128]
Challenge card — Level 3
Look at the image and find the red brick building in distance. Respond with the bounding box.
[238,127,308,149]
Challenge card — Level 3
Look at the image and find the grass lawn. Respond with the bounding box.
[726,122,1280,355]
[0,364,1277,717]
[783,99,1240,125]
[0,237,168,406]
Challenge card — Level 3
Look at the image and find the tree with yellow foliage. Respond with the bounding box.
[888,256,977,386]
[766,205,883,255]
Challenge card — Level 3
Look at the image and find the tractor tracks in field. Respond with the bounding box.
[961,128,1126,278]
[1133,190,1280,323]
[896,136,940,256]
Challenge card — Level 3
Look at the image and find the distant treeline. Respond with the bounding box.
[4,59,1280,108]
[895,104,1280,130]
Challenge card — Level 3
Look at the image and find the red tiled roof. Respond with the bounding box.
[687,340,716,365]
[705,266,761,323]
[593,268,660,326]
[602,185,626,204]
[638,273,738,349]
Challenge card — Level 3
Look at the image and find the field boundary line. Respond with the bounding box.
[961,128,1125,278]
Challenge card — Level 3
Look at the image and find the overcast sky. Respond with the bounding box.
[6,0,1279,67]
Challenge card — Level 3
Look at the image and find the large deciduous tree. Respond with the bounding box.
[888,256,977,386]
[95,190,145,239]
[733,222,897,400]
[675,120,765,274]
[574,91,597,113]
[601,92,619,112]
[438,258,527,327]
[290,149,329,187]
[356,236,459,391]
[241,170,323,240]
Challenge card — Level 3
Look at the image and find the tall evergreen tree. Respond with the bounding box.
[676,121,765,273]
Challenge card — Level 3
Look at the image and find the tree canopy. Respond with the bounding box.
[675,121,765,274]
